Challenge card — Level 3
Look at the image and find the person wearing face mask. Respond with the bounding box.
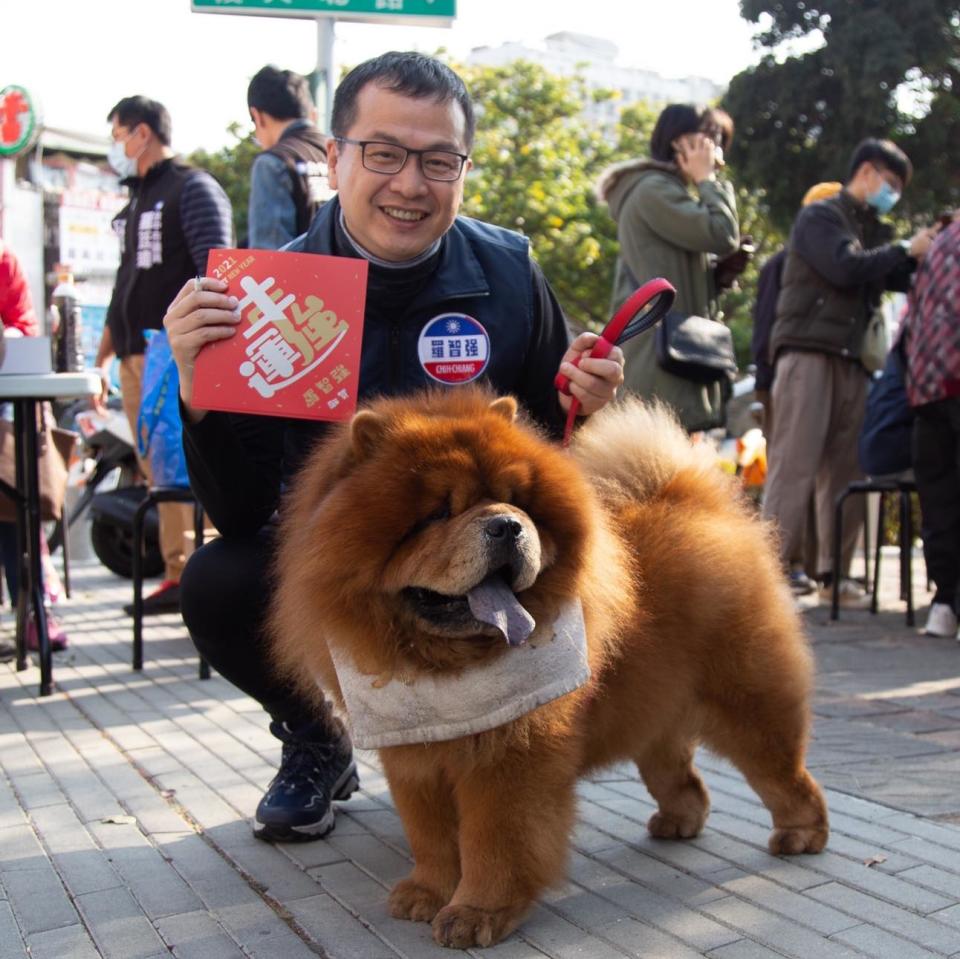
[97,96,233,615]
[762,138,936,603]
[247,65,333,250]
[596,103,740,432]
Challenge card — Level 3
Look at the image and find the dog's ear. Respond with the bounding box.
[489,396,517,423]
[350,410,387,459]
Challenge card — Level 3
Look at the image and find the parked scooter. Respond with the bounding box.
[50,399,163,578]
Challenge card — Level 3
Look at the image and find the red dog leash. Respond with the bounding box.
[555,277,676,447]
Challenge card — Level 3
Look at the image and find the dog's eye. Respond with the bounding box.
[423,504,451,525]
[403,503,451,541]
[492,463,534,505]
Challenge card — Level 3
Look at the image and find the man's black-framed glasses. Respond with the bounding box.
[335,137,469,182]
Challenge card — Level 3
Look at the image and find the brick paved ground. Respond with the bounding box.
[2,551,960,958]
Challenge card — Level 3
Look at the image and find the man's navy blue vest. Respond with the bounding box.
[290,199,536,402]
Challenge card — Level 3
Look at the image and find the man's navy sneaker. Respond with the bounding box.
[254,723,359,842]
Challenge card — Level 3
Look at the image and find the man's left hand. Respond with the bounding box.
[556,332,625,416]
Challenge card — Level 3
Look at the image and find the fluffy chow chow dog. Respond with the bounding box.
[269,388,828,949]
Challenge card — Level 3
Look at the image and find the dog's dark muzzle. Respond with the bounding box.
[484,514,528,584]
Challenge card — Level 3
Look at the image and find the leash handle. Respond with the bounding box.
[555,277,676,448]
[554,336,615,397]
[554,277,675,398]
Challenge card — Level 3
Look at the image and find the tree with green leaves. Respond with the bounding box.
[724,0,960,231]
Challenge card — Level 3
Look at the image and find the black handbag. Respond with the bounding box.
[654,311,737,384]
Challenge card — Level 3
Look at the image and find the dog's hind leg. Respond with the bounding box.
[705,699,828,855]
[383,759,461,923]
[637,738,710,840]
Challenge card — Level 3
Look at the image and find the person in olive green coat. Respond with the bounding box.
[597,104,740,431]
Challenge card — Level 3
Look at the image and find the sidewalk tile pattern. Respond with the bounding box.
[0,555,958,957]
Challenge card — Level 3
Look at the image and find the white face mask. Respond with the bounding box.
[108,135,140,179]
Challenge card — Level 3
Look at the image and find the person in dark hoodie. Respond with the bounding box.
[247,65,334,250]
[597,103,740,432]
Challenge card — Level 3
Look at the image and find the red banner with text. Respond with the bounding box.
[191,248,368,420]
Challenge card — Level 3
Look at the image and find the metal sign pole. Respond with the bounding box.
[314,17,336,135]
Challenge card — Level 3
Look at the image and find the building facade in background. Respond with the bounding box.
[467,32,724,128]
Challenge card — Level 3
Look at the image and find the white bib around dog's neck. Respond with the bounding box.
[327,600,590,749]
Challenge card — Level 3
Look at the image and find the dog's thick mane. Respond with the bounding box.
[571,397,733,509]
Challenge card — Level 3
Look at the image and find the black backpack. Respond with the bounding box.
[858,346,913,477]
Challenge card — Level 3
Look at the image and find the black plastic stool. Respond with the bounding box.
[132,486,210,679]
[831,477,917,625]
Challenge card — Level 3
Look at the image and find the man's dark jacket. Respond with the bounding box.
[183,198,570,537]
[772,189,914,364]
[107,158,231,357]
[265,121,332,236]
[108,159,198,357]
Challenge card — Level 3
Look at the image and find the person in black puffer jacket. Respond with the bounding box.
[97,95,233,615]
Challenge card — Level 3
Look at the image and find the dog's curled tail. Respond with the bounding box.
[571,396,729,506]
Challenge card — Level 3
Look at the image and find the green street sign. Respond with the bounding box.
[191,0,455,27]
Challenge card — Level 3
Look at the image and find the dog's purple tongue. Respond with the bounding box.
[467,576,535,646]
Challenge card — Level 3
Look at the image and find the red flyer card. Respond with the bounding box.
[191,248,368,420]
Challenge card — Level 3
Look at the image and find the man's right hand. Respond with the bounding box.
[908,227,938,260]
[163,276,240,422]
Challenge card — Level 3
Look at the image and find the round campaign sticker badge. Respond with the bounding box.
[418,313,490,384]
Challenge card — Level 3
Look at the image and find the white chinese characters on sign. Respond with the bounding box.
[136,201,164,269]
[236,274,349,399]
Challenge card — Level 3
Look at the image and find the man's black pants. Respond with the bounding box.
[180,528,337,734]
[913,397,960,610]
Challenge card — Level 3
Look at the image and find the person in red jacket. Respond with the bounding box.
[0,240,40,336]
[0,241,69,657]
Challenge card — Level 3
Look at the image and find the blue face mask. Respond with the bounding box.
[866,178,901,215]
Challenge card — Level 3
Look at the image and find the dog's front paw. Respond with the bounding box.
[769,825,828,855]
[432,903,515,949]
[647,809,705,840]
[389,878,448,923]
